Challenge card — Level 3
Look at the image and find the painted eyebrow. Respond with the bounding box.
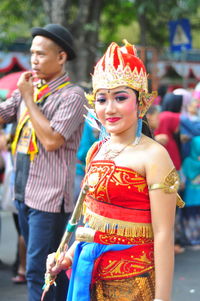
[113,90,129,95]
[96,90,129,96]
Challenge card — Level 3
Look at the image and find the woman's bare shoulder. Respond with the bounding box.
[144,135,170,156]
[142,136,175,184]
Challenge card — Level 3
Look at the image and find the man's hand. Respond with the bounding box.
[17,71,34,102]
[0,133,8,151]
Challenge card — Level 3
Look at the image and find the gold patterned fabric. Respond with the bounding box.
[90,270,155,301]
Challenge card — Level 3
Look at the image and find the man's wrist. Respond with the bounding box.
[23,94,34,105]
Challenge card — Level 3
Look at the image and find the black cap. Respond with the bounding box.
[31,24,76,60]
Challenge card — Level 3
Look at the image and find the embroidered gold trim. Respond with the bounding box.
[148,168,185,208]
[98,262,154,279]
[83,208,153,238]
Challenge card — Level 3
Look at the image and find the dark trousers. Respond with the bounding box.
[15,200,70,301]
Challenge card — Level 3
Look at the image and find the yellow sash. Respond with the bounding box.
[11,81,70,160]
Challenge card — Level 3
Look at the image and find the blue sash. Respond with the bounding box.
[67,242,133,301]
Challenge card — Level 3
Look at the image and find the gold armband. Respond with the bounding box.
[148,168,185,208]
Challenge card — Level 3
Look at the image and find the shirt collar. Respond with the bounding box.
[38,73,70,92]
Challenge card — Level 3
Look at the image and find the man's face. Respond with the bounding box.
[30,36,66,82]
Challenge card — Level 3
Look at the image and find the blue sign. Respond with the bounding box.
[168,18,192,52]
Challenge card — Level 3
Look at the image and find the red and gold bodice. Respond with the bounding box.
[82,159,154,281]
[83,160,153,239]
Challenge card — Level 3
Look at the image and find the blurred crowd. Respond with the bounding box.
[0,79,200,286]
[146,82,200,253]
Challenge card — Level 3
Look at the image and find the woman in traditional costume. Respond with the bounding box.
[47,40,184,301]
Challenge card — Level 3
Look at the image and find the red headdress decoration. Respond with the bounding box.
[86,40,157,144]
[92,40,148,95]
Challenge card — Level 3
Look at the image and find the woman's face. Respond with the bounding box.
[95,86,138,135]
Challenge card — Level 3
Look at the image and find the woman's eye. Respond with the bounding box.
[115,95,128,101]
[96,97,106,103]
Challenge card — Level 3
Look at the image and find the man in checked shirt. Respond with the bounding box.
[0,24,86,301]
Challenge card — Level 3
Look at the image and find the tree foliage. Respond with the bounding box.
[0,0,199,81]
[132,0,199,47]
[0,0,46,43]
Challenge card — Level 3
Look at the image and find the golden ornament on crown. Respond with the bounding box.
[86,40,157,117]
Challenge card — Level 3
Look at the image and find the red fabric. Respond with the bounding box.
[85,195,151,224]
[85,141,151,215]
[154,111,181,170]
[66,269,72,279]
[84,160,150,212]
[100,42,146,74]
[92,243,154,282]
[121,52,145,74]
[84,143,154,282]
[0,71,24,98]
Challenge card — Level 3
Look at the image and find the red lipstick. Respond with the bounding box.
[106,117,121,123]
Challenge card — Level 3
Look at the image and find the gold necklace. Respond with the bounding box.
[99,139,132,160]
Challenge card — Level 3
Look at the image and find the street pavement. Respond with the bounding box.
[0,211,200,301]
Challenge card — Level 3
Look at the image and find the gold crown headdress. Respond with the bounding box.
[86,40,157,143]
[92,40,148,95]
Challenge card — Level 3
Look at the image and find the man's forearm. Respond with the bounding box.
[25,97,64,151]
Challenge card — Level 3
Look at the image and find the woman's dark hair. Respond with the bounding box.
[142,115,153,138]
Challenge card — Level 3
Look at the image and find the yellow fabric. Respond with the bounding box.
[83,206,153,238]
[11,81,70,160]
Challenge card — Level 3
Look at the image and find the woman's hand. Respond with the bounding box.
[46,251,72,277]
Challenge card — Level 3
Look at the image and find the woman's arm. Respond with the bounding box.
[145,143,177,301]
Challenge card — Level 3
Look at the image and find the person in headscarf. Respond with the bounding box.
[181,136,200,249]
[46,40,184,301]
[156,92,185,253]
[161,93,183,113]
[154,92,183,171]
[173,88,192,116]
[154,112,181,171]
[180,98,200,160]
[193,82,200,103]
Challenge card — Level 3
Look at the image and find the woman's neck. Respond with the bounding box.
[109,127,136,145]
